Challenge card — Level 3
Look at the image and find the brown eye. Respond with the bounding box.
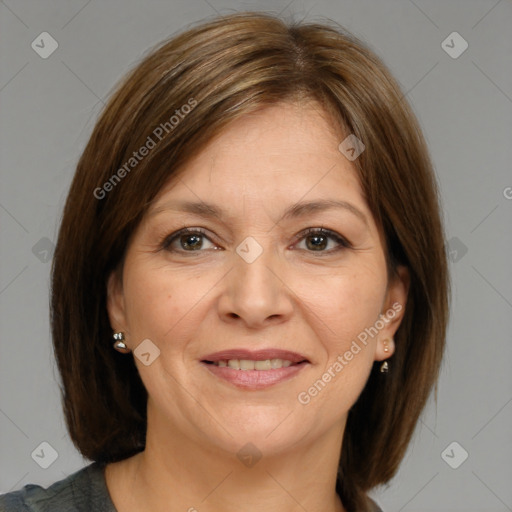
[179,233,203,250]
[162,228,218,252]
[305,233,328,251]
[295,228,350,253]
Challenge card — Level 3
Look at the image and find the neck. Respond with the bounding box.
[105,407,347,512]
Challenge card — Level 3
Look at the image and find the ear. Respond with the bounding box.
[106,268,128,337]
[374,265,410,361]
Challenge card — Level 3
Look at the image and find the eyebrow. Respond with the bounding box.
[148,198,368,226]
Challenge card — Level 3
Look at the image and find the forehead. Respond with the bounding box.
[150,101,366,214]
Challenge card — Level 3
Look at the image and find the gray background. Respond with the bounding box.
[1,1,511,511]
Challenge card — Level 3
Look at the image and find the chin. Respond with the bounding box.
[206,412,311,456]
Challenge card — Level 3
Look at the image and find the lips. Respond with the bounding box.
[201,349,309,364]
[200,349,310,390]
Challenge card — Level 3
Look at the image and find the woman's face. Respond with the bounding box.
[107,101,408,458]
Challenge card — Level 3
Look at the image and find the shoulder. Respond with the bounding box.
[0,462,116,512]
[368,496,384,512]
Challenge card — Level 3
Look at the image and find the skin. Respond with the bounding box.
[104,101,409,512]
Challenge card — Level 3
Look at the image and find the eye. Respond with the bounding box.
[293,227,351,253]
[160,226,351,255]
[161,228,219,253]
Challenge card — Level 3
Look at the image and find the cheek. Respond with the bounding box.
[122,264,180,342]
[297,264,387,353]
[299,270,384,416]
[122,262,215,350]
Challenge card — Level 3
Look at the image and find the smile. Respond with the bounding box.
[200,349,310,389]
[208,358,294,370]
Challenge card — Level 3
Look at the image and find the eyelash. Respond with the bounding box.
[159,227,351,255]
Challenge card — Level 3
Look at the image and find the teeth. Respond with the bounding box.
[270,358,282,369]
[255,359,271,370]
[240,359,255,370]
[213,358,295,370]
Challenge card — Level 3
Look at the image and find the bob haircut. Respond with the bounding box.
[51,11,449,511]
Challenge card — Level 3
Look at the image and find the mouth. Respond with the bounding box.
[200,349,310,389]
[204,358,300,370]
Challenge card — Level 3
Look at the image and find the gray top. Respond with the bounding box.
[0,462,116,512]
[0,462,383,511]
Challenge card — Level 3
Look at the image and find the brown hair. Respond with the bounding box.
[50,11,449,511]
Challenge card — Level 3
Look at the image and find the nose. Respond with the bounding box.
[217,239,294,329]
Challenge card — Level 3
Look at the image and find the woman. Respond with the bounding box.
[0,11,449,512]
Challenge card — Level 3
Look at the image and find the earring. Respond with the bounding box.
[380,338,392,373]
[113,332,131,353]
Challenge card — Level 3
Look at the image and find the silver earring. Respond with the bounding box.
[113,332,131,353]
[379,338,392,372]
